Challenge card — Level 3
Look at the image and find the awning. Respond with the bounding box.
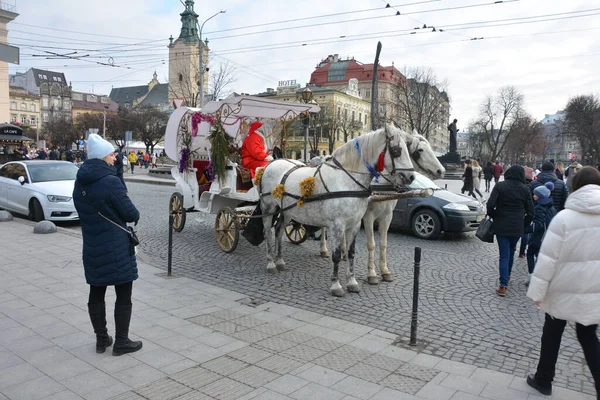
[0,134,33,142]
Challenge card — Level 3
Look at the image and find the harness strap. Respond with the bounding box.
[331,157,371,191]
[314,163,330,193]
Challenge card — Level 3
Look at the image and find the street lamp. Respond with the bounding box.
[300,86,313,163]
[198,9,226,108]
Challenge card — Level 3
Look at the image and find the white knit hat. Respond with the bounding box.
[87,134,115,159]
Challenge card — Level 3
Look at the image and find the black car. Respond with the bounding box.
[382,173,486,240]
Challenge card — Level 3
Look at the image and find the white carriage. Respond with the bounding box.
[164,96,320,252]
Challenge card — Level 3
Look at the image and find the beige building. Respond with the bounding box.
[255,79,371,159]
[0,3,18,125]
[9,86,40,128]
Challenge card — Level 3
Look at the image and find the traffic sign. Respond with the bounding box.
[172,98,185,109]
[78,139,85,147]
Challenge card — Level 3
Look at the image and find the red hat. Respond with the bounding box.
[250,121,263,132]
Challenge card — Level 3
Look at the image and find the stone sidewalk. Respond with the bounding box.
[123,165,175,186]
[0,220,594,400]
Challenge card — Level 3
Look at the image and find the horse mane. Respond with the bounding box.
[331,128,385,171]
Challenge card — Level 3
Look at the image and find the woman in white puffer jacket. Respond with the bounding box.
[526,166,600,398]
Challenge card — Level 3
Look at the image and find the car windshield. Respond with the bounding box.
[407,173,442,190]
[27,163,78,183]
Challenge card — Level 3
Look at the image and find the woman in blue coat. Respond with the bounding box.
[73,134,142,356]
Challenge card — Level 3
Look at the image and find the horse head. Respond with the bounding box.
[387,124,445,179]
[379,125,415,186]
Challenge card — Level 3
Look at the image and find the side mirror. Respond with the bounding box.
[18,176,25,185]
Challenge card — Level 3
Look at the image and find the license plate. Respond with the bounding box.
[477,214,484,222]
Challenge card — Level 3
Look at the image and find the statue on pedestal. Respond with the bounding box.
[447,118,459,153]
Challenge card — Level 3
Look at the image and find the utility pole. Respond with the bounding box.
[198,9,226,108]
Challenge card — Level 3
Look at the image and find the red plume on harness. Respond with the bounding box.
[376,151,385,172]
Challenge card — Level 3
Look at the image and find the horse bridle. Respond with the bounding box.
[408,137,439,178]
[380,135,415,177]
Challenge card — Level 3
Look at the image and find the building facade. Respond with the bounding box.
[0,2,18,124]
[540,110,581,163]
[72,92,118,120]
[254,80,371,159]
[9,86,40,128]
[10,68,72,128]
[109,72,169,112]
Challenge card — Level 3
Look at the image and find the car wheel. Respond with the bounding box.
[411,209,441,240]
[29,198,45,222]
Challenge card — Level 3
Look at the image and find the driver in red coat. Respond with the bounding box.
[241,121,273,178]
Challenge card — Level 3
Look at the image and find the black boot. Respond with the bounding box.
[88,303,113,354]
[112,304,142,356]
[527,374,552,396]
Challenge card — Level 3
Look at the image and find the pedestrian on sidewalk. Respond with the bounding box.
[483,161,493,192]
[73,134,143,357]
[530,162,568,212]
[151,153,157,169]
[128,151,137,174]
[471,160,484,199]
[461,160,475,198]
[524,181,556,285]
[518,165,536,259]
[486,165,534,297]
[526,166,600,397]
[114,151,126,190]
[143,152,150,169]
[492,160,503,184]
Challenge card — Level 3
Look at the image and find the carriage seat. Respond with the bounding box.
[192,160,212,194]
[236,166,253,192]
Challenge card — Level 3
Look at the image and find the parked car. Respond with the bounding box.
[376,173,486,240]
[0,161,79,222]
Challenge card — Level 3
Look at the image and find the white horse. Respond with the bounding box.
[258,125,415,296]
[319,124,446,284]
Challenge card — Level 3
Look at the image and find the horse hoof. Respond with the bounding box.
[320,251,330,258]
[330,287,345,297]
[266,267,277,274]
[347,284,360,293]
[382,274,394,282]
[367,276,379,285]
[276,263,286,271]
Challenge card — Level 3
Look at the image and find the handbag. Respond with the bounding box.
[476,216,494,243]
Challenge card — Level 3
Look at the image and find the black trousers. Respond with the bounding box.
[89,282,133,306]
[535,313,600,396]
[485,179,491,191]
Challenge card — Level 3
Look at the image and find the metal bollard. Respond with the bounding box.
[167,214,173,277]
[445,183,448,190]
[409,247,421,346]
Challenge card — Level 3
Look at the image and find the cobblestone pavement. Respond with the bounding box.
[55,181,596,396]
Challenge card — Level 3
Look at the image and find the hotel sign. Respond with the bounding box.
[278,79,298,88]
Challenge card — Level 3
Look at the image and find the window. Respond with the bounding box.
[43,74,47,79]
[77,112,81,118]
[53,77,57,81]
[10,101,16,110]
[42,98,49,107]
[63,99,71,110]
[178,73,183,82]
[10,115,16,123]
[30,117,36,125]
[352,111,355,122]
[366,90,371,99]
[21,103,26,110]
[29,104,35,112]
[344,109,348,120]
[337,107,341,119]
[53,98,60,108]
[21,116,27,124]
[43,113,49,122]
[358,113,361,123]
[57,77,62,82]
[0,164,27,181]
[38,74,43,79]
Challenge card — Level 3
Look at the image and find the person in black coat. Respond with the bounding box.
[487,165,535,296]
[483,161,494,192]
[530,162,569,212]
[461,160,475,198]
[73,134,142,356]
[114,152,126,190]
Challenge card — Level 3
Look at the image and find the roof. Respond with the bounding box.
[310,59,404,85]
[31,68,67,87]
[0,135,33,142]
[72,99,118,112]
[139,83,169,106]
[109,85,150,105]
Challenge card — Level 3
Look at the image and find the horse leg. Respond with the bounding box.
[379,211,394,282]
[328,227,345,297]
[345,223,361,293]
[262,209,277,274]
[320,227,329,258]
[363,213,378,285]
[274,216,288,271]
[341,231,348,261]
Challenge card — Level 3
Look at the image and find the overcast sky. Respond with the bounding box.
[7,0,599,127]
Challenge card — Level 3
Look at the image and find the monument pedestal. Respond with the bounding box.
[437,152,464,180]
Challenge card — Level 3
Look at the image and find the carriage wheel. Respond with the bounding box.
[285,221,308,245]
[169,192,186,232]
[215,207,240,253]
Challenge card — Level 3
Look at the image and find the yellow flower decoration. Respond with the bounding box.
[272,184,285,200]
[254,167,265,187]
[298,177,316,207]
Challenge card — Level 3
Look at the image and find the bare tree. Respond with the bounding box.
[133,105,169,154]
[42,117,79,148]
[502,114,544,164]
[392,66,449,139]
[470,86,524,161]
[209,61,237,101]
[564,94,600,156]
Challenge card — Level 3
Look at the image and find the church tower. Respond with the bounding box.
[168,0,208,107]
